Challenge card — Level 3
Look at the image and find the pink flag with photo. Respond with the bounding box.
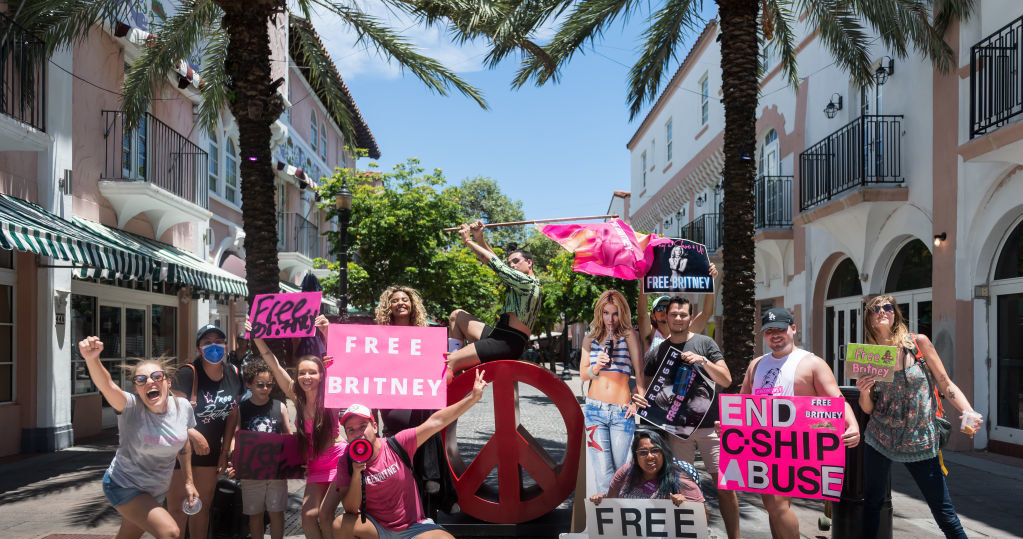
[539,219,671,280]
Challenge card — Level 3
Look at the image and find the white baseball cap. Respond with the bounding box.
[341,404,374,425]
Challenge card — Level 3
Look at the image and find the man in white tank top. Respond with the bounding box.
[737,308,861,539]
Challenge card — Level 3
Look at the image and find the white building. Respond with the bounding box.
[627,2,1023,456]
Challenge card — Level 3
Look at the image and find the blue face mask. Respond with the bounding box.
[202,343,226,364]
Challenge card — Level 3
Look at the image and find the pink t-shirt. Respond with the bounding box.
[335,428,423,531]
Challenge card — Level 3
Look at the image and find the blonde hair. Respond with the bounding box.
[374,285,428,327]
[863,295,913,349]
[587,290,633,343]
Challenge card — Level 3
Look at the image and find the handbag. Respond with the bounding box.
[910,334,951,448]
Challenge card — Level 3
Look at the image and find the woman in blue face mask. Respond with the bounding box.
[167,324,245,539]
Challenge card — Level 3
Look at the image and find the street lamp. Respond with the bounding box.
[334,182,352,322]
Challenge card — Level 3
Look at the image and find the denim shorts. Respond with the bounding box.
[102,470,165,507]
[367,514,446,539]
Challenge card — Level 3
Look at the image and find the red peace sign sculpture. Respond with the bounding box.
[443,361,583,523]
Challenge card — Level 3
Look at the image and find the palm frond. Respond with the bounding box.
[16,0,138,54]
[121,0,221,130]
[765,0,799,89]
[798,0,873,88]
[288,15,361,150]
[196,30,229,136]
[933,0,977,37]
[512,0,639,88]
[626,0,702,120]
[307,0,487,108]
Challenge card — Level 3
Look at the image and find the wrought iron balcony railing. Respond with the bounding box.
[0,12,46,131]
[755,175,793,230]
[970,14,1023,138]
[680,212,722,252]
[277,212,321,260]
[101,111,209,209]
[799,114,903,212]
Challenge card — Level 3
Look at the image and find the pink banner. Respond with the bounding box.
[247,292,322,339]
[717,395,846,501]
[324,324,448,409]
[539,219,672,280]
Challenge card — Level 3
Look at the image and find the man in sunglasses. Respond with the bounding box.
[446,220,541,376]
[738,308,860,539]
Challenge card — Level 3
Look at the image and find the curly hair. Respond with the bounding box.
[374,285,428,327]
[587,289,633,343]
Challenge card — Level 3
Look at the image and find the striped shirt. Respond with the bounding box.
[589,335,633,375]
[487,257,542,331]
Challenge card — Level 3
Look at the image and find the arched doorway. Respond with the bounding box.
[885,239,933,339]
[990,219,1023,444]
[824,258,863,384]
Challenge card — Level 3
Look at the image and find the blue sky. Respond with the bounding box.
[315,4,718,221]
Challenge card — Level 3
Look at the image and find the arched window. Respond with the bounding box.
[320,124,327,159]
[208,132,219,195]
[761,129,779,176]
[310,112,318,151]
[827,258,862,299]
[225,138,238,204]
[885,240,933,292]
[995,220,1023,280]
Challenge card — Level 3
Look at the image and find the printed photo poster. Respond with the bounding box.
[717,395,847,501]
[638,344,716,439]
[643,238,714,294]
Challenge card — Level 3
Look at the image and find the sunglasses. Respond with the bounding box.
[253,381,275,389]
[132,371,167,386]
[508,257,523,265]
[636,448,663,457]
[871,303,895,314]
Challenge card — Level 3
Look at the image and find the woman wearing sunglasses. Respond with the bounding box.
[589,429,704,509]
[167,324,245,539]
[77,336,199,539]
[857,296,980,539]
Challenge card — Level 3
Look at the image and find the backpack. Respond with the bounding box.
[182,361,240,407]
[209,477,247,539]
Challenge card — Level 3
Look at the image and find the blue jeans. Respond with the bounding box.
[862,443,967,539]
[583,398,636,495]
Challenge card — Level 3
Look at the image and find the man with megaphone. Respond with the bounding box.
[320,370,489,538]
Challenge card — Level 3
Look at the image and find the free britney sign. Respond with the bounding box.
[324,324,447,409]
[717,395,847,501]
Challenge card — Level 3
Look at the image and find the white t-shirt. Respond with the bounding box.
[751,348,810,396]
[107,392,196,495]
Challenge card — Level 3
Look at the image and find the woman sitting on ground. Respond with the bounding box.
[590,428,704,507]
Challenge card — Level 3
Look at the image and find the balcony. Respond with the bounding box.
[680,213,722,252]
[755,175,793,230]
[970,15,1023,139]
[799,115,903,213]
[99,110,211,238]
[0,12,47,149]
[277,212,322,279]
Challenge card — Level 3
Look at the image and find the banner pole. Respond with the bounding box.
[442,214,619,232]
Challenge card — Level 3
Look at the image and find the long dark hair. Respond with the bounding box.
[293,355,337,457]
[624,429,682,498]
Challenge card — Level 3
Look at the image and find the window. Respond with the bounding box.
[641,151,647,187]
[651,139,655,168]
[666,119,673,162]
[121,64,147,181]
[225,138,238,204]
[320,124,327,159]
[0,284,11,402]
[208,134,219,195]
[151,305,177,358]
[761,129,779,176]
[71,295,97,395]
[700,74,709,126]
[310,112,318,151]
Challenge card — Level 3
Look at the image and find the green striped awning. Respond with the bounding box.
[0,194,154,280]
[279,279,340,313]
[74,218,248,298]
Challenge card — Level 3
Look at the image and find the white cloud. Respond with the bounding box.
[308,4,491,80]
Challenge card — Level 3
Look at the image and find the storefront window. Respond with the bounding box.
[0,284,12,402]
[152,305,177,358]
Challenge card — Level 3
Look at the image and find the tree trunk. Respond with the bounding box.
[716,0,759,390]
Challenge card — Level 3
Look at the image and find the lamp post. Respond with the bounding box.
[334,182,352,322]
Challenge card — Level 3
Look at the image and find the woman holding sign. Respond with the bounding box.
[581,290,645,495]
[77,336,199,539]
[858,296,979,539]
[252,316,346,539]
[589,428,704,506]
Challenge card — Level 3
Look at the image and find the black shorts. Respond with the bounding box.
[474,313,529,362]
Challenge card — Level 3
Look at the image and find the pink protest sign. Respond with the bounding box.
[717,394,847,501]
[247,292,322,339]
[231,431,306,479]
[324,324,448,409]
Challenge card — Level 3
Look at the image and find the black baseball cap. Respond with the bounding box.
[195,323,226,345]
[760,308,795,332]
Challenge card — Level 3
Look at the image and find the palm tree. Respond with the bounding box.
[504,0,974,387]
[17,0,492,300]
